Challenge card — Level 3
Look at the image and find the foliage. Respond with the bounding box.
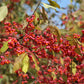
[0,0,84,84]
[0,6,8,22]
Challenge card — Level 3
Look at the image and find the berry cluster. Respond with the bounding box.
[0,15,84,84]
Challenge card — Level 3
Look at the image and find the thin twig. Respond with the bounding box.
[25,0,42,32]
[32,0,42,15]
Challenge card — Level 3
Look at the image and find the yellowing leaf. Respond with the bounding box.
[66,37,81,55]
[48,0,60,8]
[42,7,48,22]
[51,72,56,80]
[22,20,28,29]
[66,36,76,45]
[31,53,40,71]
[35,26,41,30]
[70,0,73,3]
[75,48,81,55]
[0,6,8,22]
[61,13,66,20]
[69,26,77,34]
[40,20,44,24]
[48,25,61,41]
[0,40,11,53]
[34,12,39,25]
[72,63,77,75]
[60,57,64,65]
[13,53,27,72]
[60,29,67,35]
[42,2,56,10]
[0,42,8,53]
[52,50,55,57]
[22,55,29,73]
[70,62,77,75]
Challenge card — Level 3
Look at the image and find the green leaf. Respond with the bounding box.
[0,6,8,22]
[51,72,56,80]
[0,75,9,84]
[48,0,60,8]
[41,2,56,10]
[13,53,27,72]
[62,74,67,82]
[22,55,29,73]
[0,40,11,53]
[9,64,13,74]
[75,47,81,55]
[77,40,84,47]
